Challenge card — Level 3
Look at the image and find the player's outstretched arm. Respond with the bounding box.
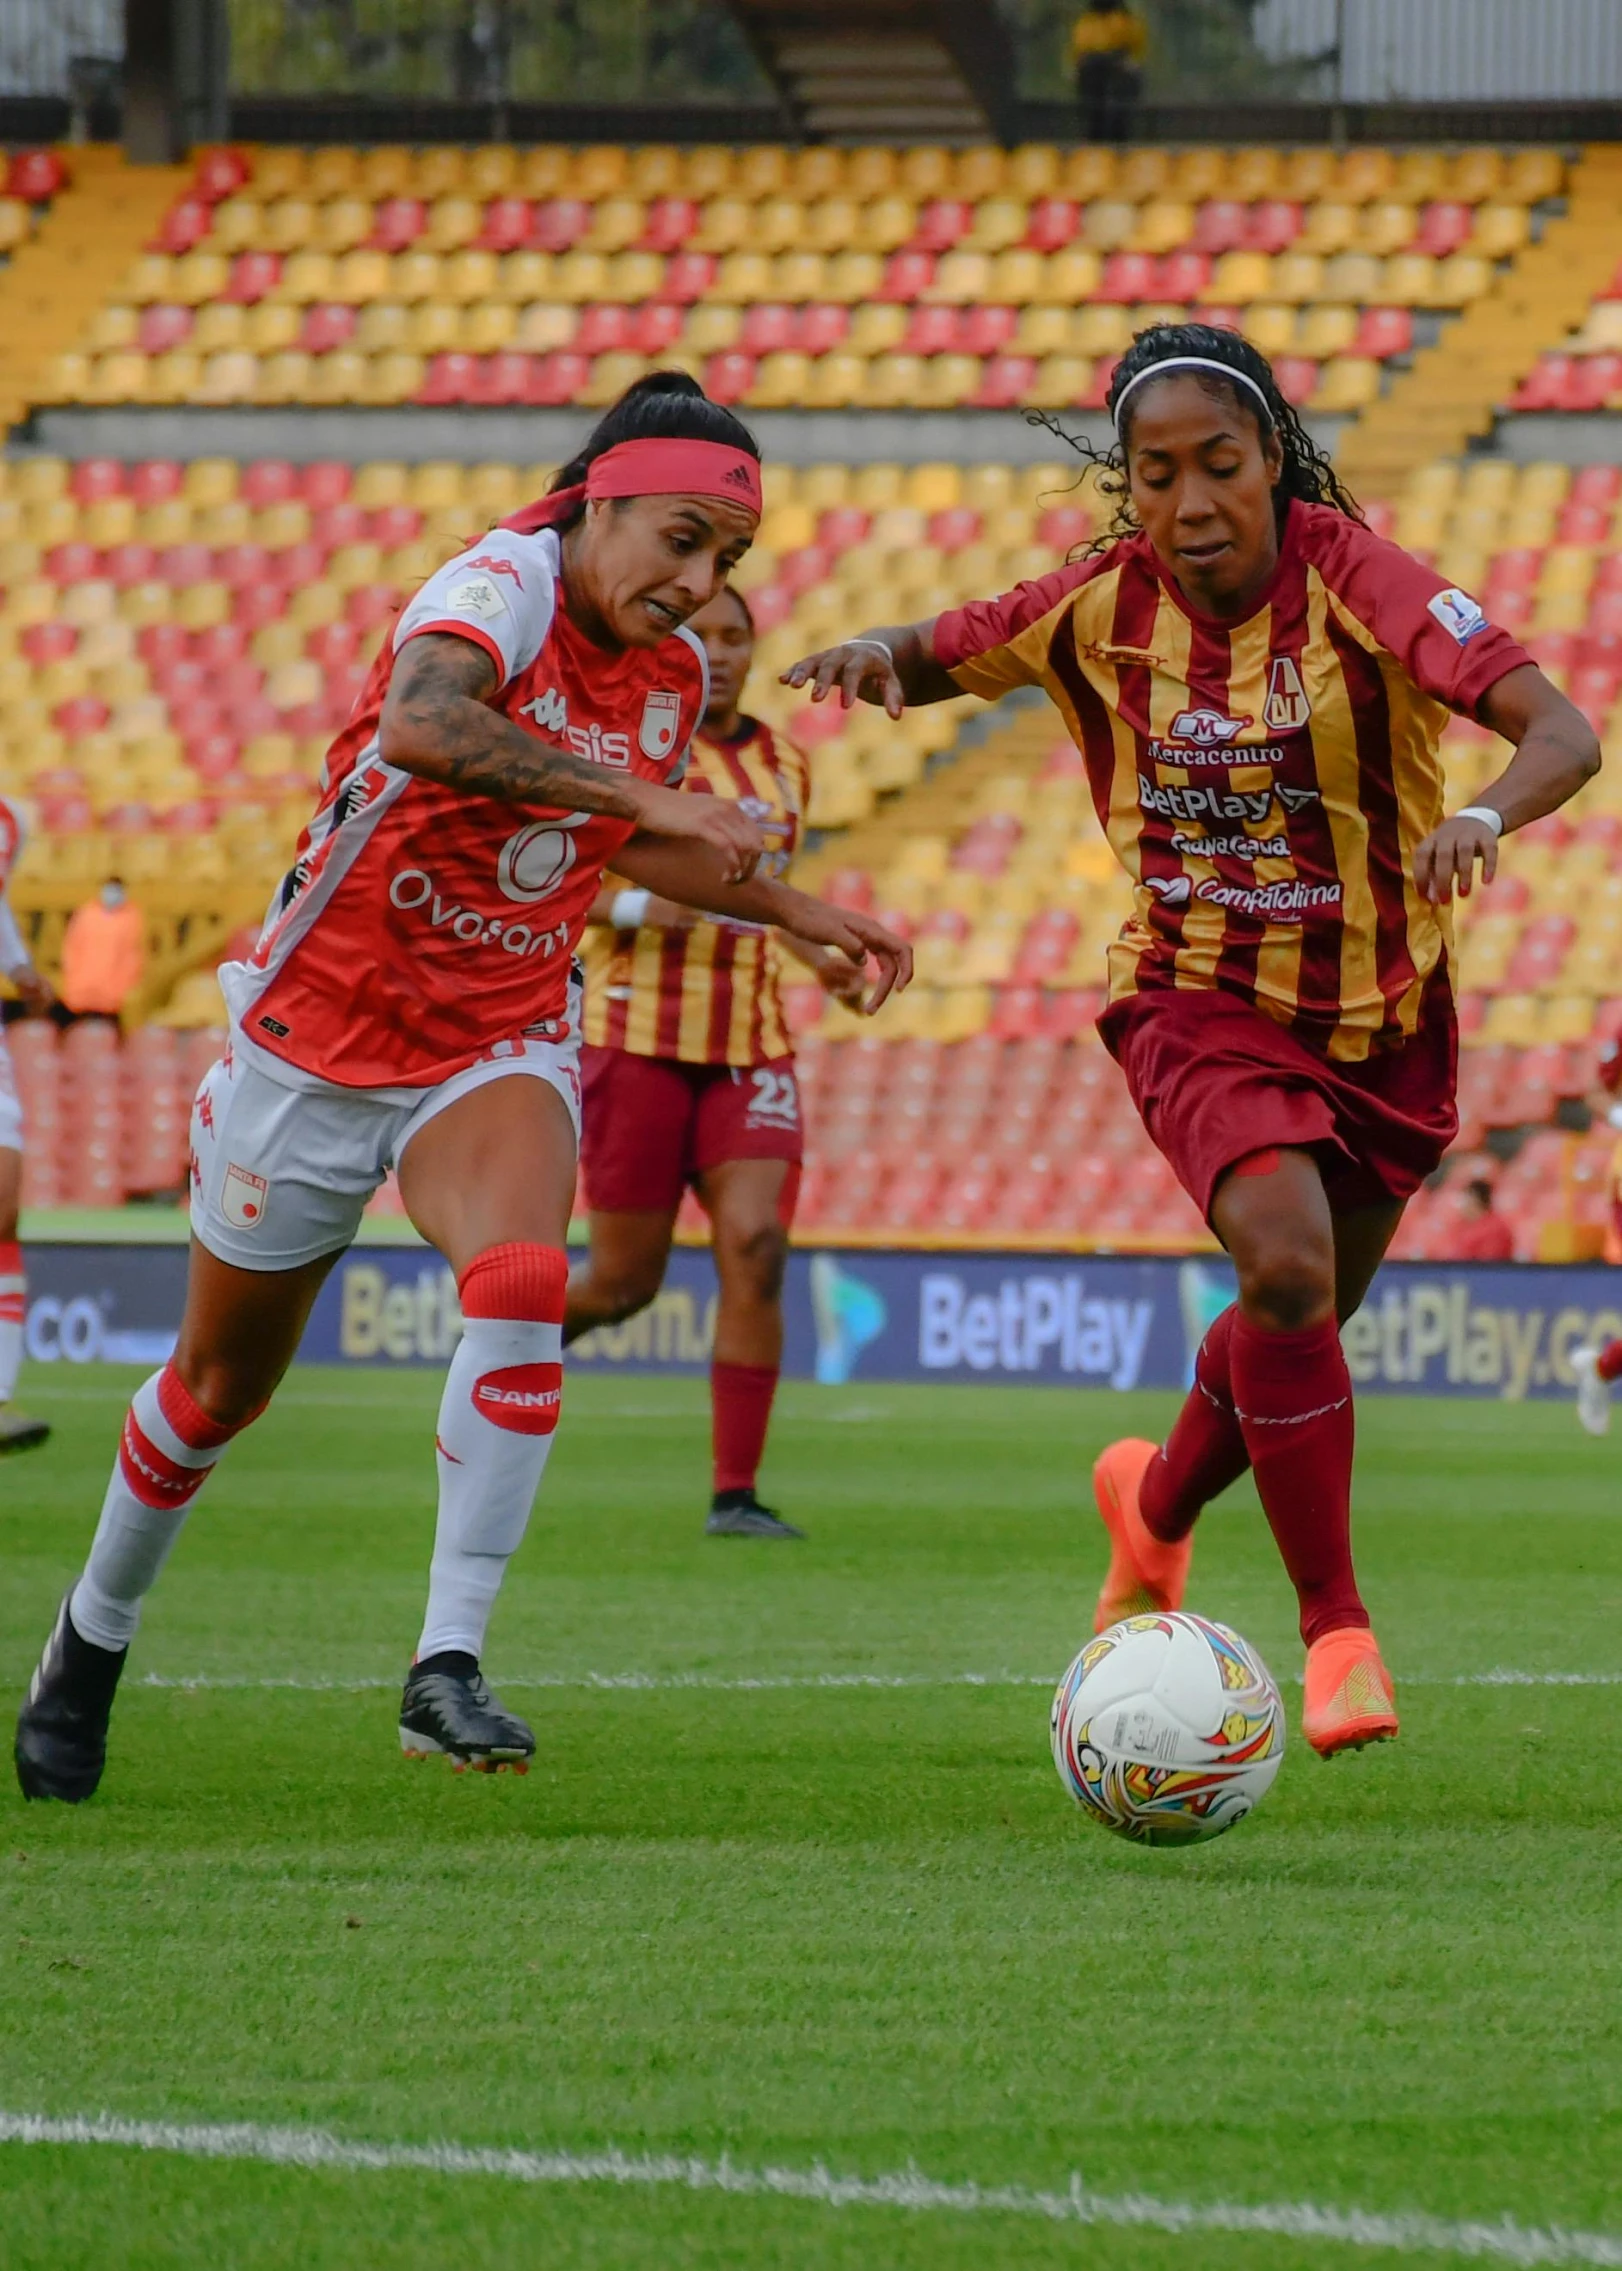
[614,833,913,1013]
[780,619,959,717]
[379,633,764,882]
[1412,665,1601,904]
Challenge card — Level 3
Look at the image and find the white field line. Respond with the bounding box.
[127,1668,1622,1695]
[0,2111,1618,2266]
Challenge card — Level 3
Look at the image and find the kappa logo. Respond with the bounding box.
[639,689,684,760]
[1264,656,1311,731]
[221,1162,267,1230]
[1169,708,1251,747]
[521,687,569,735]
[467,553,523,589]
[473,1361,563,1436]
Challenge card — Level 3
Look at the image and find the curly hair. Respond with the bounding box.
[1029,321,1362,553]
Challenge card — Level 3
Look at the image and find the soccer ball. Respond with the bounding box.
[1050,1612,1284,1846]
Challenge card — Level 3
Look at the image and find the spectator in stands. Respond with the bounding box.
[1442,1175,1514,1263]
[59,879,144,1023]
[1071,0,1146,140]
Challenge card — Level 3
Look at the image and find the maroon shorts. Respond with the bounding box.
[579,1044,803,1215]
[1100,979,1458,1222]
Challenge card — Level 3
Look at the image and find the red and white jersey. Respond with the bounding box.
[223,524,709,1090]
[0,797,27,974]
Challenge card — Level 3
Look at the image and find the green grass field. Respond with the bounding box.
[2,1364,1621,2270]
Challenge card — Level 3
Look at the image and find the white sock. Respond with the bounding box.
[71,1365,246,1652]
[0,1238,24,1403]
[416,1244,566,1664]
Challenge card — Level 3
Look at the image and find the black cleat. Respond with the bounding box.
[706,1489,805,1540]
[0,1406,49,1455]
[15,1594,126,1802]
[398,1654,533,1773]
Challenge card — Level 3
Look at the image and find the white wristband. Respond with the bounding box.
[1456,805,1505,838]
[609,888,651,929]
[848,636,894,663]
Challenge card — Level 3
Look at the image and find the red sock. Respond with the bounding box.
[1598,1340,1622,1383]
[1140,1306,1251,1543]
[1229,1314,1367,1648]
[711,1360,778,1496]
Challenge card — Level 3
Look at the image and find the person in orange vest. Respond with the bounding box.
[59,879,145,1020]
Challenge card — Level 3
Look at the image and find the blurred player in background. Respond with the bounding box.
[567,586,868,1539]
[789,321,1599,1757]
[1570,1035,1622,1433]
[0,794,55,1454]
[15,374,908,1803]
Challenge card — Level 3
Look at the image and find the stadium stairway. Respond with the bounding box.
[0,148,188,436]
[1339,144,1622,497]
[725,0,1017,141]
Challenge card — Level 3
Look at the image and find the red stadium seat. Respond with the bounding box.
[703,351,757,405]
[301,303,358,354]
[300,462,352,509]
[1353,307,1412,358]
[474,197,533,254]
[1098,251,1158,303]
[21,620,77,664]
[739,303,796,356]
[223,251,281,303]
[1243,199,1302,253]
[154,197,213,255]
[1414,201,1472,257]
[974,353,1037,408]
[640,197,698,253]
[130,458,186,506]
[879,250,934,302]
[1191,201,1247,255]
[1024,197,1079,252]
[419,352,479,403]
[8,148,66,202]
[531,198,591,253]
[138,304,194,354]
[70,457,128,504]
[913,199,971,253]
[661,252,716,303]
[1157,248,1211,300]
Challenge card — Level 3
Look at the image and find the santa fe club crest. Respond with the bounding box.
[638,690,682,760]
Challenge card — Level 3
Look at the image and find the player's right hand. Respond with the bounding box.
[781,638,905,719]
[634,781,764,884]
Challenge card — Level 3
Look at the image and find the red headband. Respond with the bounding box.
[584,437,762,517]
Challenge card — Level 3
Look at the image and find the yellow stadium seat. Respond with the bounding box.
[240,302,298,354]
[210,196,263,253]
[1132,200,1195,256]
[1072,304,1132,356]
[363,353,424,406]
[251,351,311,407]
[1012,305,1071,356]
[466,465,521,519]
[916,355,980,410]
[278,250,336,304]
[1296,200,1358,256]
[678,302,742,356]
[462,303,515,354]
[122,253,173,305]
[313,196,372,254]
[1433,253,1492,307]
[678,147,734,201]
[770,251,826,303]
[1503,149,1563,203]
[1447,149,1502,203]
[330,248,391,304]
[1116,149,1169,200]
[859,354,926,410]
[802,196,859,255]
[1335,149,1394,201]
[1029,354,1091,409]
[194,499,251,546]
[1381,254,1437,308]
[1228,148,1282,201]
[953,148,1005,201]
[852,195,914,255]
[581,350,647,407]
[582,194,646,254]
[1203,252,1274,304]
[413,149,468,199]
[23,490,75,540]
[746,351,812,409]
[1296,303,1357,357]
[82,496,137,547]
[1242,303,1296,357]
[286,579,344,631]
[1392,151,1447,203]
[850,463,907,512]
[845,148,897,200]
[735,147,789,199]
[819,250,880,306]
[442,250,497,306]
[1058,148,1115,200]
[1518,461,1571,507]
[0,197,31,254]
[326,539,383,588]
[349,301,405,353]
[485,249,549,303]
[183,458,238,507]
[926,249,991,306]
[421,196,480,254]
[84,305,138,353]
[389,250,445,304]
[466,147,517,199]
[146,350,200,405]
[602,249,661,301]
[1310,357,1380,414]
[515,147,572,199]
[168,250,230,307]
[302,350,366,407]
[1280,150,1338,201]
[1471,204,1530,259]
[357,147,414,200]
[187,304,243,355]
[306,147,361,200]
[626,146,683,199]
[253,149,307,199]
[906,465,962,513]
[1082,199,1136,252]
[508,302,572,354]
[788,147,846,201]
[403,464,463,514]
[175,580,231,631]
[1006,145,1059,199]
[1268,252,1324,304]
[1355,201,1416,257]
[1035,246,1101,304]
[262,196,317,254]
[962,195,1028,255]
[801,352,865,410]
[1168,149,1227,202]
[711,251,773,306]
[405,302,459,356]
[897,147,949,201]
[1319,252,1384,302]
[40,352,90,402]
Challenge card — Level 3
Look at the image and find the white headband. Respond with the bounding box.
[1112,355,1274,432]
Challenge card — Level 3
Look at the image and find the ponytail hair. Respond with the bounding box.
[549,370,760,508]
[1032,320,1362,552]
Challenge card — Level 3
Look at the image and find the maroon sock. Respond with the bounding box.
[1599,1340,1622,1384]
[711,1361,779,1496]
[1228,1314,1367,1647]
[1140,1305,1251,1544]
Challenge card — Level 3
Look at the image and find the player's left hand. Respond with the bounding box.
[1412,814,1499,905]
[11,967,54,1015]
[812,948,869,1006]
[785,905,912,1013]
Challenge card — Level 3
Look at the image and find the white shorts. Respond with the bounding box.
[190,1020,583,1272]
[0,1031,20,1153]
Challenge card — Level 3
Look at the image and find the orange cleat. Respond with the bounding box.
[1091,1437,1193,1633]
[1302,1627,1399,1758]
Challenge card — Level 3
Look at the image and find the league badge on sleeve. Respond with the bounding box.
[221,1162,268,1229]
[447,575,509,622]
[638,689,683,760]
[1427,587,1488,645]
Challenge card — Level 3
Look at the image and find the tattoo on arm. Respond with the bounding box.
[379,634,647,817]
